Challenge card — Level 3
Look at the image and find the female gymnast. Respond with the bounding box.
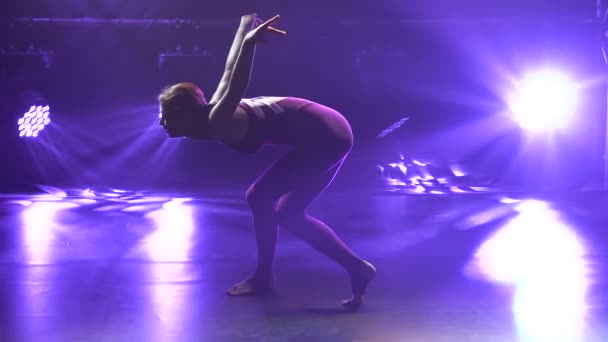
[158,14,375,308]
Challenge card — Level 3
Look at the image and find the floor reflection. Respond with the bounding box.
[21,200,79,263]
[143,198,196,262]
[144,198,198,340]
[1,186,606,341]
[469,200,589,342]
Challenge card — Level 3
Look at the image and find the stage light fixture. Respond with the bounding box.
[18,105,51,138]
[508,69,579,131]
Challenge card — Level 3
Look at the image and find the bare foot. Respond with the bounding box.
[226,276,273,296]
[341,260,376,309]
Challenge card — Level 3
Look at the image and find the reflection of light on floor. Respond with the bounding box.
[20,201,80,318]
[450,164,467,177]
[449,186,468,193]
[21,201,79,263]
[469,200,589,342]
[144,198,195,262]
[143,198,198,338]
[147,265,200,339]
[11,200,33,206]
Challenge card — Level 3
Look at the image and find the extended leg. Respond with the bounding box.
[227,149,325,296]
[275,162,376,308]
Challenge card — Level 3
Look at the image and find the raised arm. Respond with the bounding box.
[209,14,256,104]
[209,15,284,138]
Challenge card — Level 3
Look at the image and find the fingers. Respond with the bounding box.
[248,14,286,40]
[261,14,281,28]
[261,15,285,35]
[267,26,287,35]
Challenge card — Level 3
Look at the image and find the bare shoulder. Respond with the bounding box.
[209,104,248,143]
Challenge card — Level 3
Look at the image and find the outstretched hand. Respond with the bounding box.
[245,15,286,43]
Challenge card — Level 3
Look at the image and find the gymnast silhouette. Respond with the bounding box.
[158,14,375,308]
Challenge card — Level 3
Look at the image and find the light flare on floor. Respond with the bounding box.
[469,199,589,342]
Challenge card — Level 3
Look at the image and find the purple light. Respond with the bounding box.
[21,201,79,262]
[509,70,578,131]
[144,198,195,261]
[18,105,51,138]
[467,200,589,341]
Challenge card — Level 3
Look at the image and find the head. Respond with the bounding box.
[158,82,212,139]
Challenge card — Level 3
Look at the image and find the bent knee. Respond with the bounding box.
[246,185,276,212]
[274,200,306,226]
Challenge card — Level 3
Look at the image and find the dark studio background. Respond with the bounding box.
[0,0,604,192]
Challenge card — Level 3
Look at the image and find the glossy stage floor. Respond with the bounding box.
[1,185,607,342]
